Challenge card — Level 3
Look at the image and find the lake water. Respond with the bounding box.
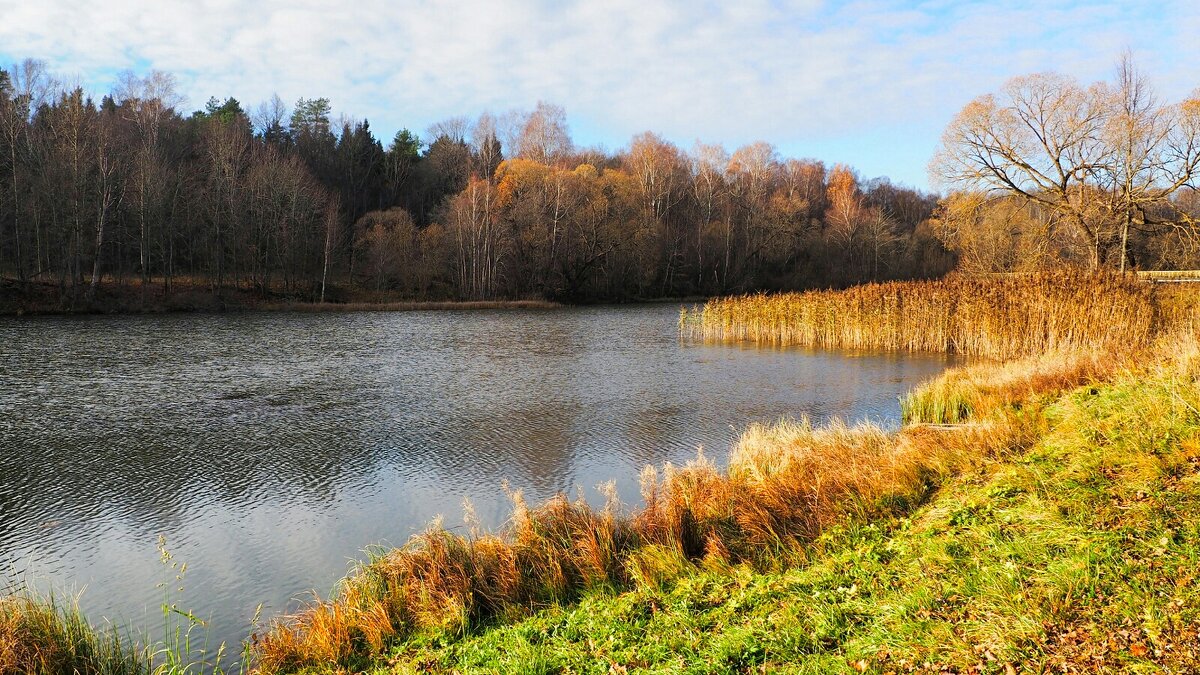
[0,304,957,652]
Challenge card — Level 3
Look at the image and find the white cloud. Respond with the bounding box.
[1,0,1197,187]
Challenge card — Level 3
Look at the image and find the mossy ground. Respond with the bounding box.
[356,368,1200,674]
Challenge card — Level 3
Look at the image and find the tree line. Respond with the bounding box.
[0,60,953,307]
[7,55,1189,308]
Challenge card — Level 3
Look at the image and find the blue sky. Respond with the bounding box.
[1,0,1198,190]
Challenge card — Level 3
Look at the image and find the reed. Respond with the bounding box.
[680,271,1175,360]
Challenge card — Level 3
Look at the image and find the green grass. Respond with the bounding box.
[355,363,1200,674]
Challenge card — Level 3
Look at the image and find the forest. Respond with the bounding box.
[2,55,1199,310]
[0,59,955,308]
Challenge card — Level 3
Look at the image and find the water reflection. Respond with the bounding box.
[0,305,957,649]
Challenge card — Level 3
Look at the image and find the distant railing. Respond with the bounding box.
[1136,270,1200,283]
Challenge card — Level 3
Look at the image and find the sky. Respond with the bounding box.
[1,0,1198,190]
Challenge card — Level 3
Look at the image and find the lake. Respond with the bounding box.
[0,304,957,652]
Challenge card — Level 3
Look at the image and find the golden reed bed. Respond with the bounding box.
[679,272,1196,360]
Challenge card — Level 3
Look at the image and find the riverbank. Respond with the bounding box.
[250,340,1191,674]
[378,345,1200,673]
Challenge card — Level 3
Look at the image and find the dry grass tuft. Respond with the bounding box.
[0,591,144,675]
[901,350,1122,425]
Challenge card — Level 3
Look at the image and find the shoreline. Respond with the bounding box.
[0,278,570,316]
[0,278,716,316]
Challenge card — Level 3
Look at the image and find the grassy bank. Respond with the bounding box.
[0,591,145,675]
[250,416,1003,672]
[7,273,1200,673]
[365,336,1200,674]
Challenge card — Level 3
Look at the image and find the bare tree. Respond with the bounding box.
[449,176,501,298]
[932,72,1110,267]
[426,116,470,143]
[1,59,51,280]
[253,94,289,141]
[89,111,123,299]
[116,70,182,298]
[471,111,503,181]
[516,102,571,166]
[934,58,1200,271]
[689,141,729,288]
[727,142,780,283]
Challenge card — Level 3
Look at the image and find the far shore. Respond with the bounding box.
[0,277,727,316]
[0,277,573,316]
[261,299,562,312]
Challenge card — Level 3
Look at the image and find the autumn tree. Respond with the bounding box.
[931,193,1054,273]
[0,59,961,305]
[933,73,1113,267]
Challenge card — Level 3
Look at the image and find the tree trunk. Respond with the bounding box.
[88,202,107,300]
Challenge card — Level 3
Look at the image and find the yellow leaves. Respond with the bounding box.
[573,163,598,180]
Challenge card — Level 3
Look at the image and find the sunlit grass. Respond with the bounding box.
[0,538,248,675]
[0,588,146,675]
